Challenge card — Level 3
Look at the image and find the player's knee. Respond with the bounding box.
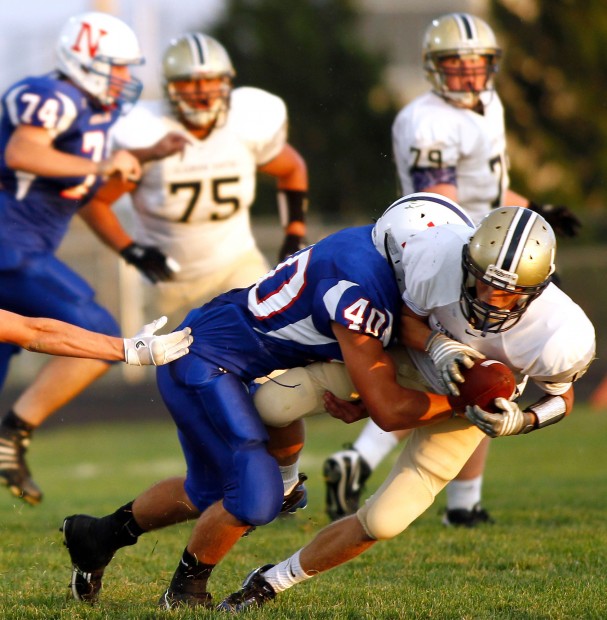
[224,446,283,526]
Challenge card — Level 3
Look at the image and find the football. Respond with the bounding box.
[448,359,516,414]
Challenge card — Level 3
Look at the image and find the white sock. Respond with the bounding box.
[353,420,399,470]
[263,550,314,593]
[279,463,299,495]
[446,476,483,511]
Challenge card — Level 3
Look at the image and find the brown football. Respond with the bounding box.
[448,359,516,414]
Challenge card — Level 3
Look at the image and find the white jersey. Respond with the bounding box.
[392,91,509,224]
[401,225,596,396]
[111,86,287,282]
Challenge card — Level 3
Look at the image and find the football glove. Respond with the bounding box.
[123,316,192,366]
[425,331,485,396]
[120,243,180,283]
[465,397,535,437]
[527,202,581,238]
[278,234,307,262]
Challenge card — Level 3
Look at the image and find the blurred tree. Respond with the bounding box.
[490,0,607,242]
[210,0,399,223]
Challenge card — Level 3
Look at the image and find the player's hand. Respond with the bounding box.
[149,131,191,161]
[465,397,535,437]
[528,202,581,238]
[323,392,369,424]
[123,316,193,366]
[278,234,307,262]
[425,332,486,396]
[120,243,181,283]
[98,149,141,182]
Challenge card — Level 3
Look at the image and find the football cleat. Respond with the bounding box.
[0,424,42,505]
[216,564,276,612]
[442,503,495,528]
[158,588,214,609]
[280,473,308,515]
[61,514,116,603]
[323,448,371,521]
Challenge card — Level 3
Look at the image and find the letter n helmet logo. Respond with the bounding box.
[71,21,108,58]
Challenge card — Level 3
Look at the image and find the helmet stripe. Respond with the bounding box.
[455,13,475,40]
[396,194,475,227]
[497,208,537,272]
[189,33,206,65]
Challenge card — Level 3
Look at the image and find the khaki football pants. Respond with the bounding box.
[253,346,485,540]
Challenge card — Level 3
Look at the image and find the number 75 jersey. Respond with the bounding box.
[110,86,288,281]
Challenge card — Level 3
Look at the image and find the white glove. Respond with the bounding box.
[465,397,535,437]
[425,331,486,396]
[123,316,192,366]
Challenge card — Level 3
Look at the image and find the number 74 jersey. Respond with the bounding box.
[110,86,288,282]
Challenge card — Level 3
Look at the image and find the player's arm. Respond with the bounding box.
[333,322,453,431]
[5,124,140,180]
[258,143,309,261]
[128,131,191,164]
[400,305,484,395]
[0,310,191,366]
[465,385,574,438]
[79,176,179,283]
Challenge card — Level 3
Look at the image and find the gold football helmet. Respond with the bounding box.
[461,207,556,334]
[423,13,501,108]
[162,33,235,131]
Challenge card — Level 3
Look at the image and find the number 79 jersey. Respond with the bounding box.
[392,91,509,225]
[214,225,401,366]
[110,86,288,281]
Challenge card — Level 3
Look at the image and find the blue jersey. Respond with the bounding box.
[184,225,401,377]
[0,72,120,258]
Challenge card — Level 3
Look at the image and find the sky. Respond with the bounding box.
[0,0,224,97]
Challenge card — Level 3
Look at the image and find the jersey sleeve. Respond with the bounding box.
[110,100,170,150]
[4,80,78,137]
[229,87,287,165]
[319,278,394,346]
[401,225,471,315]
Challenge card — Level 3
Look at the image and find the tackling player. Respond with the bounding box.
[323,12,582,527]
[217,205,594,613]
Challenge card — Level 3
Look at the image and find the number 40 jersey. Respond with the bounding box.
[110,86,288,282]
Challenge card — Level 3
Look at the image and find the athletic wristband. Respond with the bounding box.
[527,395,566,429]
[277,190,308,227]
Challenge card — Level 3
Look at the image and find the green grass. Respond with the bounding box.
[1,407,607,619]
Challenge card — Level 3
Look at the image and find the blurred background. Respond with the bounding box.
[2,0,606,407]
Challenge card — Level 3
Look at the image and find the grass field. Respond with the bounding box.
[1,406,606,619]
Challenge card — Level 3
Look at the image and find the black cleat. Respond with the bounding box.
[61,514,116,603]
[280,473,308,515]
[217,564,276,612]
[0,425,42,505]
[442,503,494,528]
[323,448,371,521]
[158,589,214,609]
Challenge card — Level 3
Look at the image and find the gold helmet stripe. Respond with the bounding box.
[496,208,538,273]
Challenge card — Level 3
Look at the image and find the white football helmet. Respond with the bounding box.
[56,12,143,108]
[372,192,475,294]
[461,207,556,335]
[163,33,235,131]
[423,13,501,108]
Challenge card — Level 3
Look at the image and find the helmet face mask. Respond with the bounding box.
[460,207,556,335]
[423,13,501,108]
[56,12,144,109]
[372,192,475,294]
[163,33,235,132]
